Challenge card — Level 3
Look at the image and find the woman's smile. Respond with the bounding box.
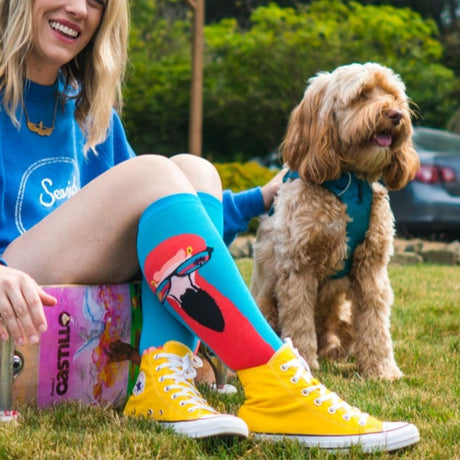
[27,0,104,84]
[49,19,81,41]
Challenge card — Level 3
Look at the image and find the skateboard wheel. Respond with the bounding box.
[12,352,24,377]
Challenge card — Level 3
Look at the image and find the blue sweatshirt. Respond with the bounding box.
[0,79,264,254]
[0,78,135,253]
[222,187,265,245]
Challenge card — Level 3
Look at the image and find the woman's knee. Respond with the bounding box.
[120,154,197,194]
[170,154,222,198]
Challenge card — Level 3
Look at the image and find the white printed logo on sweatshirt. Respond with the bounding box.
[15,157,81,234]
[39,175,79,207]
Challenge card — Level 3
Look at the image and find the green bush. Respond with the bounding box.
[214,161,277,192]
[215,161,278,234]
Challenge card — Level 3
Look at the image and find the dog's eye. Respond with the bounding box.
[358,92,369,101]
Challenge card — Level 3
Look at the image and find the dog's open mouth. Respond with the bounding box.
[374,131,393,147]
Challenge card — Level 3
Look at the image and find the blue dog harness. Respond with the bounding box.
[276,170,373,278]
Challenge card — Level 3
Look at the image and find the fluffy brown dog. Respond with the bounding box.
[251,62,420,380]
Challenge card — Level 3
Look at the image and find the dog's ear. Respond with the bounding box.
[383,123,420,190]
[282,73,341,184]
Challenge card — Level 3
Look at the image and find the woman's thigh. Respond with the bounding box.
[3,154,221,285]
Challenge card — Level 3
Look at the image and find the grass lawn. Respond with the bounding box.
[0,262,458,459]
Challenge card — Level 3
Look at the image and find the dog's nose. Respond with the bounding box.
[386,109,402,125]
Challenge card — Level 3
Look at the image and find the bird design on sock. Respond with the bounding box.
[143,233,276,370]
[145,234,225,331]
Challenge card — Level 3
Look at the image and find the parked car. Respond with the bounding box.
[389,127,460,240]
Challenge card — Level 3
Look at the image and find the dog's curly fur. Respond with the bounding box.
[251,62,420,380]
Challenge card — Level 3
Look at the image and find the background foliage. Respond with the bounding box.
[214,161,277,192]
[124,0,460,161]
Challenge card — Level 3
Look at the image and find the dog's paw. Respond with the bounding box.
[319,345,348,361]
[283,336,319,370]
[299,351,319,371]
[307,358,320,371]
[291,344,320,370]
[360,363,403,381]
[379,365,404,381]
[317,332,350,361]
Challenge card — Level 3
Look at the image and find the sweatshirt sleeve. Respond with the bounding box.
[222,187,265,246]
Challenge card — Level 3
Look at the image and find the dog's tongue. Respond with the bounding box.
[375,133,392,146]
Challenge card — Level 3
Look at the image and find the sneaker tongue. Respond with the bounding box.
[375,133,392,146]
[163,340,193,357]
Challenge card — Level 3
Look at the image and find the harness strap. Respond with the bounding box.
[268,170,373,278]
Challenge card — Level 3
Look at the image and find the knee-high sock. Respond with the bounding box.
[197,192,223,235]
[138,193,223,354]
[137,193,282,370]
[139,280,197,353]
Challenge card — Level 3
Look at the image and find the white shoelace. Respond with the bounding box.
[283,339,369,425]
[155,352,218,414]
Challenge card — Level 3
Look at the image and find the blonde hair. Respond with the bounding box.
[0,0,129,151]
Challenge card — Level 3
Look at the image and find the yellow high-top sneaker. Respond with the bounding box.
[123,341,248,439]
[237,339,419,452]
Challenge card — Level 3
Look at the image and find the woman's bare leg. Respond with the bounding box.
[170,153,223,198]
[3,154,220,285]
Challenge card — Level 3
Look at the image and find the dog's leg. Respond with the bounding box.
[251,230,281,333]
[349,273,402,380]
[316,281,353,361]
[255,296,280,334]
[348,185,403,380]
[275,272,320,370]
[252,268,279,333]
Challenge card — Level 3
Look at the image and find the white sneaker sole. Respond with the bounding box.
[252,422,420,452]
[161,414,249,439]
[0,410,19,423]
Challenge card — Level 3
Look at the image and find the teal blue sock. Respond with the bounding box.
[139,193,223,354]
[197,192,223,235]
[137,193,282,370]
[139,280,197,353]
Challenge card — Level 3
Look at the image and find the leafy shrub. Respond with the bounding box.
[215,161,278,234]
[214,161,277,192]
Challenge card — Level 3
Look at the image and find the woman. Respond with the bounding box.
[0,0,419,452]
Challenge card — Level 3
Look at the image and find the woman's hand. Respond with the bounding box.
[0,266,56,346]
[260,168,287,211]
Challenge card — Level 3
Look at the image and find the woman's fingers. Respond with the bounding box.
[0,268,53,346]
[39,287,58,307]
[20,282,51,340]
[0,290,26,345]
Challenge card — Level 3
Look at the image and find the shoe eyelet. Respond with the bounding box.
[290,377,299,384]
[314,398,322,406]
[301,388,309,396]
[155,366,160,372]
[147,409,153,416]
[171,394,177,400]
[159,409,164,416]
[280,364,288,372]
[158,377,164,382]
[179,401,186,407]
[164,385,170,392]
[328,407,336,415]
[343,414,351,421]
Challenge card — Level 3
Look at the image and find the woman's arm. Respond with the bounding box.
[222,169,286,245]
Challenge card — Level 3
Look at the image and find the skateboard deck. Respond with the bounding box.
[11,283,142,409]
